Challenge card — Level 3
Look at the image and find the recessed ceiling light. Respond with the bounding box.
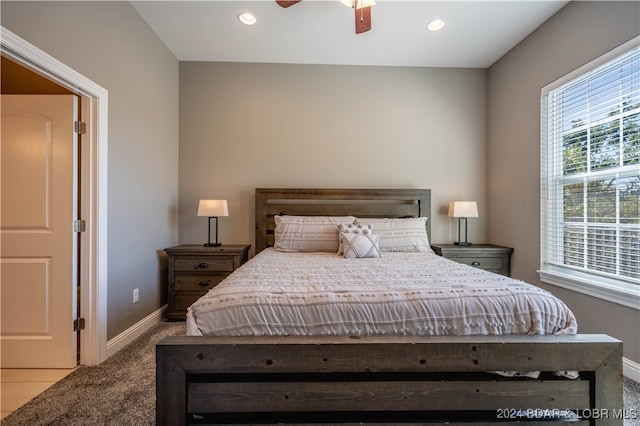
[427,19,445,32]
[238,12,257,26]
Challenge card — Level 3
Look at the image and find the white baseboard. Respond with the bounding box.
[106,304,167,359]
[624,357,640,383]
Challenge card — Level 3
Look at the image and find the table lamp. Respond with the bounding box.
[197,199,229,247]
[448,201,478,246]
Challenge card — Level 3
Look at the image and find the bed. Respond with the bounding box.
[156,188,623,425]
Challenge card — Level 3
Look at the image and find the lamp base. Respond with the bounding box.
[204,216,222,247]
[454,241,473,246]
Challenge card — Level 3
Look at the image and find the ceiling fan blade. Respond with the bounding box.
[276,0,301,7]
[354,6,371,34]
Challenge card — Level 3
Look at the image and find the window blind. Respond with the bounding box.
[541,44,640,288]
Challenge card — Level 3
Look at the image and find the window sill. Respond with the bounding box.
[539,269,640,310]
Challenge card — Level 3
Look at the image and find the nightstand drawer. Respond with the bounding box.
[165,244,251,320]
[174,293,208,313]
[430,244,513,277]
[175,274,227,291]
[450,257,503,270]
[175,257,234,272]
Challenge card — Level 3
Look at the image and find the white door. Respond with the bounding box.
[1,94,78,368]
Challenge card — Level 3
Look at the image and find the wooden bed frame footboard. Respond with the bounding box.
[156,334,623,425]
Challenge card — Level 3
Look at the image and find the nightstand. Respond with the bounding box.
[430,244,513,277]
[164,244,250,320]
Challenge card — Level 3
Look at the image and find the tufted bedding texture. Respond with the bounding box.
[186,249,577,338]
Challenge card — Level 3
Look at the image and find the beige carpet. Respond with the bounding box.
[3,322,639,425]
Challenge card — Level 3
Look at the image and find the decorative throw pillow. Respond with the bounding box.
[340,232,381,259]
[274,215,356,252]
[354,217,432,252]
[337,223,374,255]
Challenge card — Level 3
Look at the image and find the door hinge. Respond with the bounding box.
[73,219,86,233]
[74,121,86,135]
[73,317,85,332]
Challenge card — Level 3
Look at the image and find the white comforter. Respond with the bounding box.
[187,249,577,337]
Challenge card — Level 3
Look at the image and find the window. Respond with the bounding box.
[540,38,640,309]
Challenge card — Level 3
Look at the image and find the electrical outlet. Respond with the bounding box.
[133,288,139,303]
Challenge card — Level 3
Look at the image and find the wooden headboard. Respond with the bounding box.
[255,188,431,253]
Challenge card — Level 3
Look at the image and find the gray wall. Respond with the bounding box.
[179,62,488,250]
[487,1,640,363]
[1,1,180,340]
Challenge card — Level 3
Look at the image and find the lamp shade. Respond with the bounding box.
[448,201,478,218]
[197,200,229,217]
[340,0,376,8]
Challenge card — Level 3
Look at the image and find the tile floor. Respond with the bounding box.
[0,368,77,419]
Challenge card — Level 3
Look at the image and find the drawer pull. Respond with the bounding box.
[198,280,211,287]
[471,261,481,266]
[197,262,209,269]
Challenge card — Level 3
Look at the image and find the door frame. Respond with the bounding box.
[1,26,108,365]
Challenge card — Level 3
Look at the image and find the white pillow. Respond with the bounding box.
[337,223,374,255]
[355,217,432,252]
[340,232,381,259]
[274,215,356,252]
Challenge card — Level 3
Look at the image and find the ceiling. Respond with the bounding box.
[130,0,569,68]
